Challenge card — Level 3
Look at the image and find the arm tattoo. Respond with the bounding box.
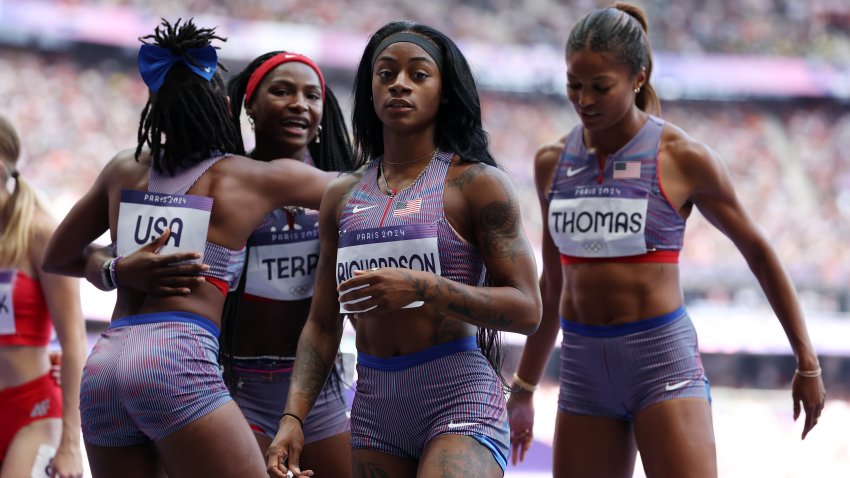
[446,163,486,190]
[446,302,511,328]
[480,198,526,261]
[479,171,530,261]
[402,270,438,302]
[292,338,332,410]
[442,277,512,329]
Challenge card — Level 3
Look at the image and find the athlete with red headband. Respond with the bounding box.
[507,4,825,477]
[42,19,335,477]
[221,51,354,477]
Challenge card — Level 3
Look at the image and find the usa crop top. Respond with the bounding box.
[547,115,685,264]
[147,153,247,295]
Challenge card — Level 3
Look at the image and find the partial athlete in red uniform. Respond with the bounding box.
[0,115,86,478]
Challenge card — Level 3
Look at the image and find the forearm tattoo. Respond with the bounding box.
[402,269,438,303]
[292,337,332,410]
[440,277,512,329]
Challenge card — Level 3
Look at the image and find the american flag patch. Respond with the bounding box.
[613,161,641,179]
[393,198,422,217]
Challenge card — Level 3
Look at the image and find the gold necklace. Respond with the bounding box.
[380,150,437,197]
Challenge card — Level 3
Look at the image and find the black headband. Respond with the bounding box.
[370,32,444,72]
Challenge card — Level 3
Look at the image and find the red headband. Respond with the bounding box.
[244,53,326,105]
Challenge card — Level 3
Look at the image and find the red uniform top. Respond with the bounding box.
[0,270,52,347]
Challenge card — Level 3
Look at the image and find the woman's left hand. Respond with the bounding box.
[50,442,83,478]
[792,373,826,440]
[337,268,432,319]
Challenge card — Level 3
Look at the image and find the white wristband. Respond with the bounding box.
[795,367,822,378]
[100,258,116,291]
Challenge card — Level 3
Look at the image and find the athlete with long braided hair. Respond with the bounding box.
[42,19,335,477]
[216,51,354,477]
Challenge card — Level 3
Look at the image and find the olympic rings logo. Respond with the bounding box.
[582,240,603,253]
[289,285,310,296]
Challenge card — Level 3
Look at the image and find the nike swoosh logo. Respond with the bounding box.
[664,380,691,391]
[352,205,377,213]
[447,422,478,429]
[566,165,588,177]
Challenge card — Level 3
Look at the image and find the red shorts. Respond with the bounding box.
[0,373,63,462]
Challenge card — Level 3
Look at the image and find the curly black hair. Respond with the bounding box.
[136,18,244,175]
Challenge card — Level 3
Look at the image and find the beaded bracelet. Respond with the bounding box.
[100,258,116,291]
[795,367,822,378]
[109,255,124,289]
[512,372,538,393]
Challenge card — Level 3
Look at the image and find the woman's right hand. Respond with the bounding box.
[266,414,314,477]
[114,227,208,295]
[507,390,535,465]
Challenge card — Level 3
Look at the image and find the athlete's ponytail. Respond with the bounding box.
[0,116,45,267]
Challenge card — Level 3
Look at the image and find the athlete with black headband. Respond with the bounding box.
[42,19,335,477]
[266,21,542,478]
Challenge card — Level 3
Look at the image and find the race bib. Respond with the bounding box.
[245,226,320,301]
[116,190,212,260]
[336,223,441,312]
[0,269,15,335]
[549,187,649,258]
[30,443,56,478]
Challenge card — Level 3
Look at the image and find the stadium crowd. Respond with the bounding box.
[0,44,847,313]
[45,0,850,61]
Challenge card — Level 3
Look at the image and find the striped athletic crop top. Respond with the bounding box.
[244,152,319,302]
[337,150,486,288]
[148,153,247,295]
[548,115,685,264]
[243,207,319,302]
[0,269,52,347]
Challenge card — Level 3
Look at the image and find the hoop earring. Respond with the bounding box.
[314,124,322,144]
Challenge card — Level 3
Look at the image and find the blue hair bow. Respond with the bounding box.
[138,44,218,92]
